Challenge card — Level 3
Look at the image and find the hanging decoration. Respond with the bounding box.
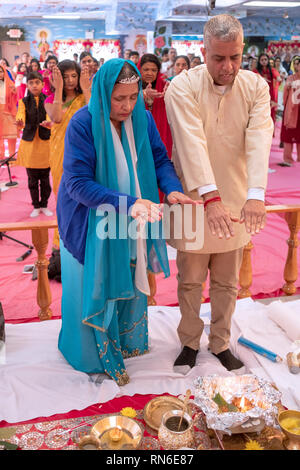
[52,39,121,62]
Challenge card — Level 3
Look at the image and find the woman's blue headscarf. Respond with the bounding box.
[82,58,169,326]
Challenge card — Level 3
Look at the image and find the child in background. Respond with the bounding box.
[16,71,53,217]
[0,64,17,159]
[15,62,28,100]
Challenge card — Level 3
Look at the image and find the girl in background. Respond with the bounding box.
[45,60,90,278]
[42,55,58,96]
[15,62,28,101]
[0,65,17,159]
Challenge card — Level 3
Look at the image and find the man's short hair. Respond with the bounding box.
[129,50,139,58]
[204,14,243,48]
[27,71,43,83]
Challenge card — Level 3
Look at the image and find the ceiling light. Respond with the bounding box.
[243,1,300,6]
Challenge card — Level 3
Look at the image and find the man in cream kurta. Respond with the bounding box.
[164,14,274,374]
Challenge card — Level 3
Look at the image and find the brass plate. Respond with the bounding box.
[144,396,192,432]
[90,415,143,450]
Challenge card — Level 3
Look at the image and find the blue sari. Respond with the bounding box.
[58,59,170,385]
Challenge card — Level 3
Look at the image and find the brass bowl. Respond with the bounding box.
[144,396,193,432]
[90,415,143,450]
[278,410,300,450]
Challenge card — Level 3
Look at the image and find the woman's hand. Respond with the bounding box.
[144,83,164,100]
[167,191,202,205]
[80,66,91,92]
[131,198,163,224]
[51,66,63,90]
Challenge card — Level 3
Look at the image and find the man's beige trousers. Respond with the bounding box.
[176,248,244,354]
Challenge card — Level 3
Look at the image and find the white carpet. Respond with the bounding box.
[1,298,299,423]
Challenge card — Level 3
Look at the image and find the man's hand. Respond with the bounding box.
[240,199,266,235]
[206,201,239,239]
[167,191,202,205]
[40,120,53,129]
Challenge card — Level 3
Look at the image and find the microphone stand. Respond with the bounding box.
[0,152,18,187]
[0,152,33,262]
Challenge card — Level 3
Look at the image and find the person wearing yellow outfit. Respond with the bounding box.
[44,59,90,250]
[16,71,52,218]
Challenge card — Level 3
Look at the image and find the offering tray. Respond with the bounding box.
[194,374,281,435]
[88,415,143,450]
[144,396,192,432]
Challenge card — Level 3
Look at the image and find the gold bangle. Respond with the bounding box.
[53,100,62,104]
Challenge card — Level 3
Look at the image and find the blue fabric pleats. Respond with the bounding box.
[58,240,148,385]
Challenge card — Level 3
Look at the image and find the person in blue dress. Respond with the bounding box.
[56,58,197,386]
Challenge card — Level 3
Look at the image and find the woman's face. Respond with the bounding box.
[31,62,39,72]
[174,57,189,75]
[0,67,4,80]
[19,63,27,73]
[269,58,274,68]
[80,55,94,74]
[62,68,79,92]
[259,55,269,67]
[140,62,158,84]
[47,59,57,70]
[293,60,300,73]
[110,82,139,123]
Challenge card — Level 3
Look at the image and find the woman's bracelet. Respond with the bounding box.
[204,196,221,209]
[53,100,62,104]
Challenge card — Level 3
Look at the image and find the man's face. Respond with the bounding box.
[169,48,177,61]
[203,33,244,86]
[129,54,139,65]
[21,53,29,63]
[191,57,201,68]
[124,50,131,60]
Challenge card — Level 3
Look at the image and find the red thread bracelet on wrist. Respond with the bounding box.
[204,196,221,209]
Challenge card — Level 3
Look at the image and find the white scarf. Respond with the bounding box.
[110,118,150,296]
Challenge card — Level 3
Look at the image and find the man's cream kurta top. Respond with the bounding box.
[164,65,274,254]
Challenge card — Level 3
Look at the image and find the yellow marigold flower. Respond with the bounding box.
[120,407,137,418]
[244,440,264,450]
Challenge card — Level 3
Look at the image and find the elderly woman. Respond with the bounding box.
[56,59,196,385]
[138,53,173,159]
